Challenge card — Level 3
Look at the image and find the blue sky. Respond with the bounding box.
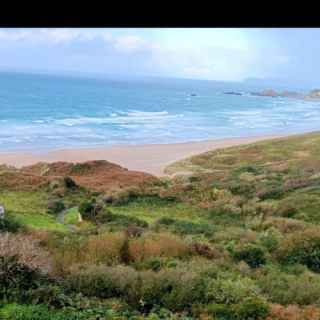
[0,28,319,86]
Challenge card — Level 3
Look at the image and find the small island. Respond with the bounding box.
[224,91,242,96]
[250,89,303,98]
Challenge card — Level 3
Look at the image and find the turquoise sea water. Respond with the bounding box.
[0,71,319,151]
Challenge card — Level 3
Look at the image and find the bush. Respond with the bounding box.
[234,297,269,319]
[156,217,214,236]
[63,176,77,189]
[0,255,50,303]
[277,228,320,272]
[203,274,269,319]
[53,232,125,272]
[259,228,282,252]
[67,263,209,313]
[233,244,266,268]
[47,199,65,214]
[120,236,133,264]
[190,242,222,260]
[156,217,175,226]
[268,304,320,320]
[129,233,190,263]
[262,217,307,234]
[0,303,116,320]
[0,217,20,232]
[277,201,298,218]
[78,199,103,222]
[206,298,269,320]
[205,275,261,305]
[66,264,138,299]
[257,267,320,306]
[101,211,148,228]
[0,232,52,274]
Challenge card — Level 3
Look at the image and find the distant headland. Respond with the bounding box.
[224,88,320,100]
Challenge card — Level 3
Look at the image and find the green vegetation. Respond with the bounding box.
[3,131,320,319]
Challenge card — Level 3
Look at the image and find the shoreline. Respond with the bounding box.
[0,133,289,176]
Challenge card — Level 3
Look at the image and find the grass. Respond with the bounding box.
[0,191,67,232]
[10,211,69,232]
[63,207,80,225]
[0,191,48,215]
[109,197,209,225]
[165,131,320,175]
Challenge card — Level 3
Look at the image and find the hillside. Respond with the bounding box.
[2,132,320,319]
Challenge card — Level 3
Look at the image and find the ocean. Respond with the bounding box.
[0,71,319,152]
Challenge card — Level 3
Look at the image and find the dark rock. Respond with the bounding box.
[224,91,242,96]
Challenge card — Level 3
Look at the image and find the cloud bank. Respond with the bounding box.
[0,28,317,86]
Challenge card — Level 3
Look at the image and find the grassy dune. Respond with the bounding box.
[2,132,320,319]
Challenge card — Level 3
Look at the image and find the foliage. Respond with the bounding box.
[232,244,267,268]
[277,228,320,272]
[47,199,65,214]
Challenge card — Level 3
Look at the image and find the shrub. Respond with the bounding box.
[262,217,307,234]
[156,217,214,236]
[78,199,101,221]
[52,232,125,273]
[0,303,116,320]
[103,188,142,205]
[66,264,138,299]
[78,200,94,216]
[257,268,320,306]
[233,244,266,268]
[209,202,242,218]
[258,187,284,200]
[233,165,263,176]
[190,242,222,260]
[229,182,256,197]
[120,236,133,264]
[0,255,45,302]
[129,233,190,263]
[156,217,175,226]
[206,297,269,320]
[101,211,148,228]
[0,217,20,232]
[205,303,234,319]
[277,201,298,218]
[267,304,320,320]
[234,297,269,319]
[47,199,65,214]
[205,275,261,305]
[0,232,52,274]
[63,176,77,189]
[259,228,282,252]
[67,263,209,313]
[276,228,320,272]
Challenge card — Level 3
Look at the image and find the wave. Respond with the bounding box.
[127,110,169,116]
[50,110,184,127]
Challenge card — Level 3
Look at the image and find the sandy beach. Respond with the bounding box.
[0,134,285,176]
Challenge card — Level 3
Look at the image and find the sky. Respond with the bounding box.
[0,28,319,86]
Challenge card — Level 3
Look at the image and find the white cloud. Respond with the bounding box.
[0,28,112,45]
[0,28,294,82]
[113,35,151,53]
